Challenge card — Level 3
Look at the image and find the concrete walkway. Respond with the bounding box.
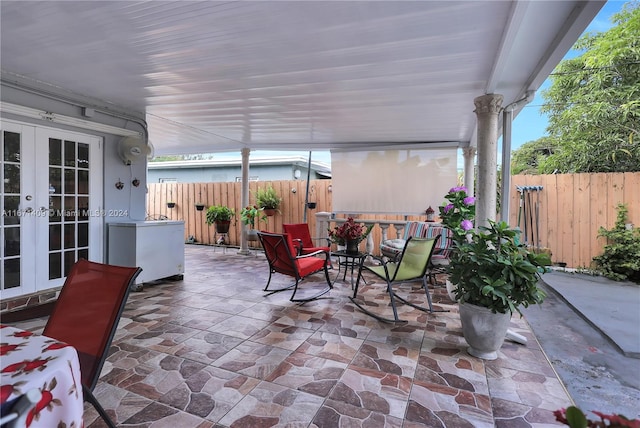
[522,270,640,419]
[540,270,640,358]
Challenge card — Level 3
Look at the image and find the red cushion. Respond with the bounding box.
[295,256,325,277]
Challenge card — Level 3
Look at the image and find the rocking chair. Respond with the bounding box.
[257,231,332,302]
[351,236,448,323]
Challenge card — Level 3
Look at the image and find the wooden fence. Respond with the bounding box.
[147,172,640,268]
[507,172,639,269]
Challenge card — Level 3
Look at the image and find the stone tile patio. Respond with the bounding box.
[11,245,573,427]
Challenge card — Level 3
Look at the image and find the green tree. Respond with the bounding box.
[538,2,640,173]
[511,137,558,174]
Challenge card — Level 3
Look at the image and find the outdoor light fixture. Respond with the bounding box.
[0,102,142,138]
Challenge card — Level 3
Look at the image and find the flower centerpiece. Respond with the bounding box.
[439,186,551,359]
[329,217,374,254]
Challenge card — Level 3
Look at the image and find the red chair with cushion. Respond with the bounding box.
[257,231,332,302]
[282,223,331,256]
[42,259,142,428]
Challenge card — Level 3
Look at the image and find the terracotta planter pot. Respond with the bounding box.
[263,208,277,217]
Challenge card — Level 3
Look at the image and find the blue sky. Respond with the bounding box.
[509,0,624,150]
[221,1,626,165]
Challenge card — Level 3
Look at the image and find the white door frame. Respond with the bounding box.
[1,119,103,298]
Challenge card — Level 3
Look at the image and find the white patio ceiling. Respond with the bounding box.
[0,1,604,156]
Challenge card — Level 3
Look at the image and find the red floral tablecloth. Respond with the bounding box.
[1,324,83,427]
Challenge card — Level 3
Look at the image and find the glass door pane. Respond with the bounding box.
[1,131,21,289]
[49,139,91,279]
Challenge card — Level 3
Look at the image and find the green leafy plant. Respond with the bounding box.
[254,185,282,210]
[440,187,551,315]
[239,205,266,229]
[205,205,235,224]
[593,204,640,283]
[554,406,640,428]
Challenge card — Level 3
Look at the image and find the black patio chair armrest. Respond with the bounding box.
[292,238,303,255]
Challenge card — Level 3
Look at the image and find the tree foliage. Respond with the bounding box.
[536,2,640,173]
[511,137,559,174]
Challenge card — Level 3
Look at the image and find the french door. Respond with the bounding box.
[1,120,102,298]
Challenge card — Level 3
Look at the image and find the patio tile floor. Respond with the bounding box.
[11,245,573,427]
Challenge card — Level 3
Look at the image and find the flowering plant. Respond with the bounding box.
[329,217,373,245]
[440,186,476,244]
[440,186,550,314]
[239,205,266,229]
[554,406,640,428]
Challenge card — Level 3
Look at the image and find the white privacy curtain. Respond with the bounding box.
[331,148,458,215]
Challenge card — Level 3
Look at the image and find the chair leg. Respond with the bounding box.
[263,270,296,295]
[290,276,331,303]
[84,386,116,428]
[390,277,450,313]
[349,278,407,323]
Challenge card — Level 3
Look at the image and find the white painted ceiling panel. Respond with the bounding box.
[0,1,604,155]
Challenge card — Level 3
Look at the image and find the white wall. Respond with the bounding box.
[1,82,148,261]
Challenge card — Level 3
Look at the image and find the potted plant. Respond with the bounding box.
[329,217,374,254]
[205,205,235,234]
[240,205,265,241]
[440,186,551,360]
[254,185,282,216]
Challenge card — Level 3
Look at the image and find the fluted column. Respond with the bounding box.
[474,94,503,228]
[462,146,476,197]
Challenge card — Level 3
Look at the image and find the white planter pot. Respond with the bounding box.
[459,303,511,360]
[246,229,259,241]
[445,280,458,302]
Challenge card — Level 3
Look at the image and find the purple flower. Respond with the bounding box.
[443,204,454,213]
[449,186,467,193]
[460,220,473,231]
[463,196,475,205]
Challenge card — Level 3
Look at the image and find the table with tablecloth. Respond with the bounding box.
[1,324,83,427]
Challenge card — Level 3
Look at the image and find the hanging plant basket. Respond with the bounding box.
[167,202,176,209]
[195,204,205,211]
[306,202,317,209]
[263,208,277,217]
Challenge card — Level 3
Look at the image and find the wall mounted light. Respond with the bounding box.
[294,169,301,179]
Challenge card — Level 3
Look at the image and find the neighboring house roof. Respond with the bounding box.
[148,156,332,177]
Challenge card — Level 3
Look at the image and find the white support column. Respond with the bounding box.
[238,148,251,255]
[462,146,477,197]
[474,94,503,228]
